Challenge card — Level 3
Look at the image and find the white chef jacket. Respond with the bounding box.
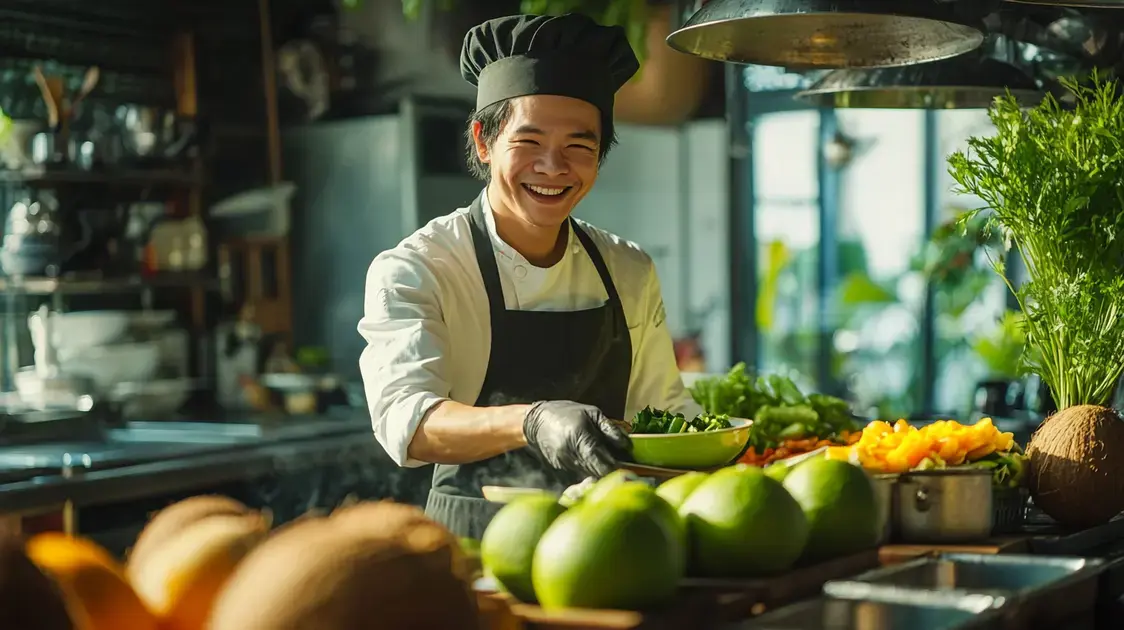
[358,191,700,467]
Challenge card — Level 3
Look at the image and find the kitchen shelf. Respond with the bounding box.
[0,168,203,188]
[0,272,219,295]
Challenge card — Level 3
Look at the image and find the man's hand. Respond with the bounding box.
[523,401,633,478]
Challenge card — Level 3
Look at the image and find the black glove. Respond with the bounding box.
[523,400,632,478]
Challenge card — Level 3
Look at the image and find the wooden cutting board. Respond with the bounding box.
[878,536,1030,565]
[679,549,881,619]
[475,550,881,629]
[476,591,714,630]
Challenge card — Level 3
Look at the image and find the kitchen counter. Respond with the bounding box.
[0,410,392,515]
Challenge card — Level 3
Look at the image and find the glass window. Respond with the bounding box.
[753,111,819,200]
[932,110,1010,417]
[755,200,820,385]
[752,110,820,390]
[831,110,926,419]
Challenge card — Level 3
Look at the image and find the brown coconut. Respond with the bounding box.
[0,535,74,630]
[1026,404,1124,527]
[129,513,270,630]
[330,500,472,581]
[208,504,477,630]
[127,495,251,575]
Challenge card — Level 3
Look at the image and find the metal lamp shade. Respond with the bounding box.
[795,57,1047,109]
[1006,0,1124,8]
[665,0,988,69]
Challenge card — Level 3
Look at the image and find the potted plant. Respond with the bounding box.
[948,73,1124,526]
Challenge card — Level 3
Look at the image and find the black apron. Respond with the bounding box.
[424,195,633,540]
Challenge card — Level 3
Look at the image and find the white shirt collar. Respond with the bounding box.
[481,189,574,264]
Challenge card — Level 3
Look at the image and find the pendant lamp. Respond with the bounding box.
[1007,1,1124,7]
[665,0,991,69]
[794,55,1047,109]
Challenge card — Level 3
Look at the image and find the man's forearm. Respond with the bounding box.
[406,400,530,464]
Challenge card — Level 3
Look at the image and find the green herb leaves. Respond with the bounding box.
[947,72,1124,409]
[687,363,858,450]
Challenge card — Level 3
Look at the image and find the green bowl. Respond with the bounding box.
[628,417,752,469]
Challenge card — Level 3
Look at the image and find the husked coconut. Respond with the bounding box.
[209,506,476,630]
[127,495,251,575]
[0,535,74,630]
[330,500,471,579]
[1027,404,1124,527]
[129,513,269,630]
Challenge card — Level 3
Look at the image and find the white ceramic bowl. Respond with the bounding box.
[111,378,193,419]
[29,310,131,351]
[58,341,160,393]
[481,486,558,504]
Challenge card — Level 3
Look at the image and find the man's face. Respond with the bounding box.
[473,95,601,229]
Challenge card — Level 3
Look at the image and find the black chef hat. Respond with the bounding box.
[460,13,640,117]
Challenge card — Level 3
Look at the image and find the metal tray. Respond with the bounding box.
[738,596,1002,630]
[823,553,1104,628]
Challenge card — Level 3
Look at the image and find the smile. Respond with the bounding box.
[523,183,571,198]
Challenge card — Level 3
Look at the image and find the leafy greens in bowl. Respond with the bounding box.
[626,406,752,469]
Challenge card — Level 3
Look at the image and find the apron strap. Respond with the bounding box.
[468,194,507,325]
[570,220,622,307]
[467,192,624,313]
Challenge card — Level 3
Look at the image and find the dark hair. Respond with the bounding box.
[463,100,619,181]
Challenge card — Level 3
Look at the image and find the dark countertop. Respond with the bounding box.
[0,410,383,514]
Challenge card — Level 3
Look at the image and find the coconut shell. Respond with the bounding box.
[330,500,471,580]
[0,535,74,630]
[1027,404,1124,528]
[129,513,270,629]
[127,495,250,576]
[208,513,477,630]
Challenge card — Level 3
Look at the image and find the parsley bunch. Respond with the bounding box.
[948,72,1124,409]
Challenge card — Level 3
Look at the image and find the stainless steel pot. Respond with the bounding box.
[871,473,896,545]
[896,468,993,543]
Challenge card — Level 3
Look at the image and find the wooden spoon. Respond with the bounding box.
[67,66,100,116]
[32,66,64,129]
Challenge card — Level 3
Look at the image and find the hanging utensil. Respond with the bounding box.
[32,66,64,130]
[795,54,1049,109]
[67,66,100,116]
[665,0,994,69]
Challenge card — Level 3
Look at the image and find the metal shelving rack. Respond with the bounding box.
[0,0,289,394]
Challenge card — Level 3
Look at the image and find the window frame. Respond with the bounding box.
[727,70,1014,416]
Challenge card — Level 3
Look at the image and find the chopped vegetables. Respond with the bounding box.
[739,432,862,467]
[688,363,859,450]
[630,407,732,435]
[826,418,1027,488]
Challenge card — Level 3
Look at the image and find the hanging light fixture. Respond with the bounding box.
[665,0,992,69]
[1007,1,1124,7]
[794,54,1048,109]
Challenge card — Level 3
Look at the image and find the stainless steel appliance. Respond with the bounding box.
[282,98,482,381]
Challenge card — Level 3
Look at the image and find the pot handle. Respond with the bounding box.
[914,485,932,513]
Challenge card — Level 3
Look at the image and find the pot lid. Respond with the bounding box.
[665,0,988,69]
[795,56,1048,109]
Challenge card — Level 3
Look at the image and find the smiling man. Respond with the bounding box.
[358,13,698,538]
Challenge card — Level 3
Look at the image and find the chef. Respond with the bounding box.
[358,12,698,539]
